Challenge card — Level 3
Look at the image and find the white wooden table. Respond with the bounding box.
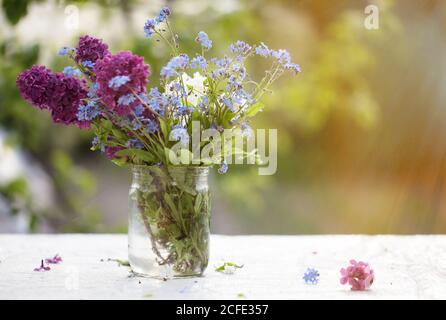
[0,234,445,300]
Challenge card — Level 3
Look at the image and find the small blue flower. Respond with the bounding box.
[271,49,291,64]
[211,56,230,68]
[88,82,100,98]
[160,66,176,78]
[146,120,159,134]
[92,136,99,147]
[190,55,207,70]
[177,104,192,116]
[108,75,131,89]
[118,94,136,106]
[198,96,209,111]
[160,54,189,78]
[77,101,101,121]
[303,268,320,285]
[63,66,82,77]
[171,125,190,144]
[82,60,95,69]
[58,47,74,57]
[134,104,144,117]
[157,7,171,23]
[241,123,253,138]
[229,40,252,55]
[255,42,271,58]
[196,31,212,50]
[126,139,144,149]
[144,18,157,38]
[218,160,228,174]
[284,63,302,75]
[132,119,142,130]
[222,96,234,110]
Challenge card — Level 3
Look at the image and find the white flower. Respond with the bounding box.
[167,72,206,106]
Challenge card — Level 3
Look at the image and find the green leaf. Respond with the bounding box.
[2,0,29,25]
[163,193,179,218]
[194,193,203,215]
[244,102,264,118]
[107,258,130,267]
[115,149,155,163]
[159,118,169,140]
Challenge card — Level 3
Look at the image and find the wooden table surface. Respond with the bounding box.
[0,234,445,300]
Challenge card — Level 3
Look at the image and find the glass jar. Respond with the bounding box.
[128,165,211,278]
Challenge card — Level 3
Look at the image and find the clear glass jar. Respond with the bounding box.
[128,165,211,278]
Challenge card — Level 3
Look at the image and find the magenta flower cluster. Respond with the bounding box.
[340,259,375,291]
[17,34,151,129]
[95,51,150,115]
[16,65,53,109]
[75,35,110,67]
[16,65,88,128]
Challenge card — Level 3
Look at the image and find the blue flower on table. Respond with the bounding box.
[303,268,320,285]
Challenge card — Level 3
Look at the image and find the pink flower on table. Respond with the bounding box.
[45,254,63,264]
[340,259,374,291]
[34,260,51,272]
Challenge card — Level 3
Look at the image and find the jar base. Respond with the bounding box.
[130,268,204,279]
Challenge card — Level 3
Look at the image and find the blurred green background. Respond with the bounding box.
[1,0,446,234]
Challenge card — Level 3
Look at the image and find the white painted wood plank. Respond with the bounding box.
[0,235,445,300]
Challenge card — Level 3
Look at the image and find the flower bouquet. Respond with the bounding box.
[16,7,300,278]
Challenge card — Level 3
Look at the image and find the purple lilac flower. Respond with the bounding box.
[45,254,63,264]
[105,146,124,160]
[196,31,212,50]
[34,260,51,272]
[303,268,320,285]
[75,35,110,66]
[16,65,53,109]
[63,66,82,78]
[190,55,207,70]
[17,66,90,128]
[218,160,228,174]
[95,51,150,115]
[48,73,89,128]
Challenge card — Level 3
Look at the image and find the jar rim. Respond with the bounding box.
[131,164,212,170]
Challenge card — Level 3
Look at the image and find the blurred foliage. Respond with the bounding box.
[1,0,446,234]
[0,25,101,232]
